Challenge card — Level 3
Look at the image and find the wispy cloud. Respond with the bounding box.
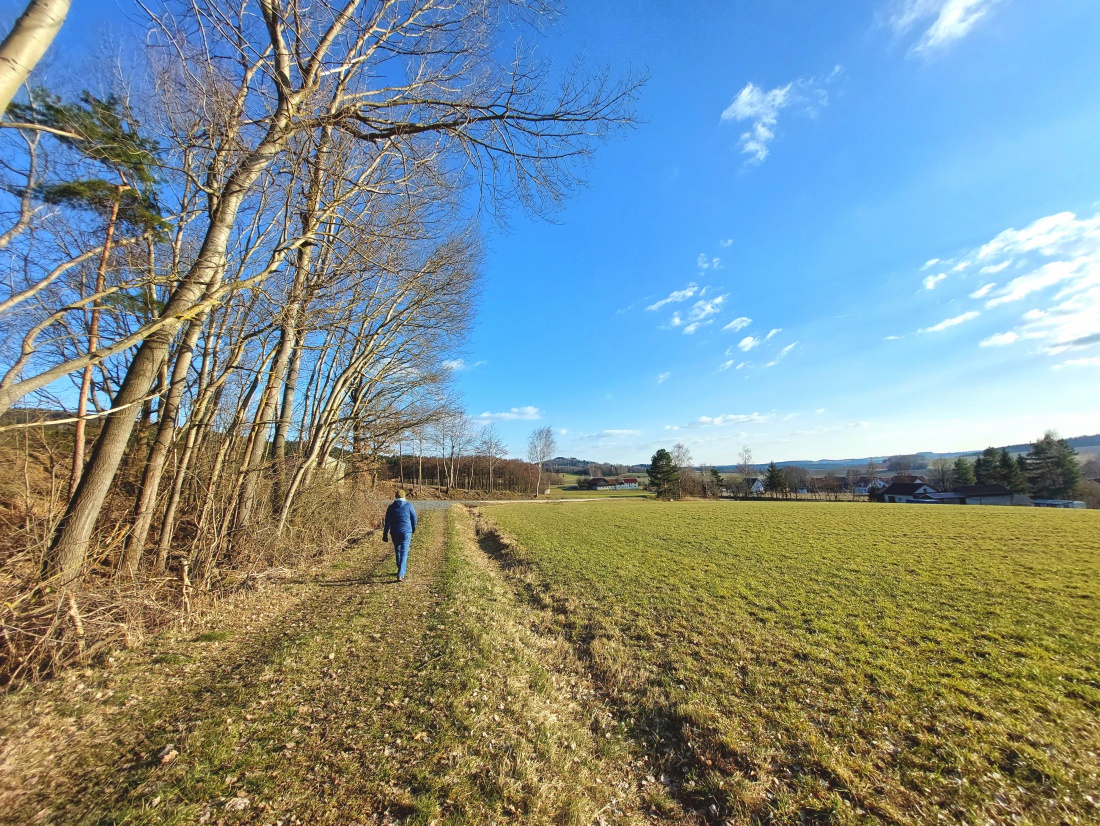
[442,358,487,371]
[697,253,722,272]
[1053,356,1100,369]
[719,238,734,248]
[980,331,1017,347]
[765,328,782,341]
[657,372,671,384]
[737,335,760,352]
[923,273,947,290]
[723,316,752,332]
[922,211,1100,357]
[765,342,799,367]
[475,406,541,422]
[918,311,980,333]
[647,283,698,311]
[717,360,735,372]
[691,413,770,427]
[719,69,838,164]
[890,0,1000,52]
[582,429,642,439]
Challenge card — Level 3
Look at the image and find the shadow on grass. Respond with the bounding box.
[20,543,395,825]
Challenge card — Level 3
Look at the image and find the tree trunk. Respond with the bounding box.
[119,315,204,577]
[69,192,121,498]
[0,0,70,113]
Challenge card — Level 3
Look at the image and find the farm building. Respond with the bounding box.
[950,484,1014,506]
[586,477,617,490]
[586,477,639,491]
[743,478,765,495]
[853,476,888,495]
[1032,499,1087,508]
[879,481,937,503]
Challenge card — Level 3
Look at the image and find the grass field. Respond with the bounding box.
[480,500,1100,824]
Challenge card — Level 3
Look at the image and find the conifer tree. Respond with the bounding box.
[648,449,678,499]
[764,461,785,497]
[952,456,975,486]
[1025,432,1080,498]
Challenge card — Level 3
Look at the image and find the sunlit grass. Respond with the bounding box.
[483,500,1100,824]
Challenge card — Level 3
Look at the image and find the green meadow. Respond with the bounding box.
[482,500,1100,824]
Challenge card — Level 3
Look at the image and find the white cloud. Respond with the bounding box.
[980,331,1018,347]
[669,312,683,327]
[723,316,752,332]
[884,335,904,341]
[815,408,826,414]
[683,321,711,335]
[442,358,486,371]
[736,362,747,370]
[765,342,798,367]
[1053,357,1100,369]
[925,210,1100,357]
[599,429,641,438]
[720,72,834,163]
[890,0,999,52]
[719,238,733,248]
[657,372,671,384]
[687,295,726,321]
[921,258,941,270]
[697,254,722,272]
[559,428,569,435]
[475,406,541,422]
[647,283,698,311]
[691,413,769,427]
[765,328,782,341]
[717,360,735,372]
[738,335,760,352]
[922,273,947,290]
[918,311,980,333]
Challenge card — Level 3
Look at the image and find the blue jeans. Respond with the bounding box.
[391,532,411,580]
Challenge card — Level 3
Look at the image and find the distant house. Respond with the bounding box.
[880,481,937,503]
[1032,499,1087,509]
[853,476,889,496]
[951,484,1014,506]
[586,477,616,491]
[743,477,765,495]
[618,478,639,490]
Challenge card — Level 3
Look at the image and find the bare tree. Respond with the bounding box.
[477,423,506,494]
[526,426,556,498]
[737,444,754,477]
[672,442,694,498]
[929,457,954,491]
[19,0,639,584]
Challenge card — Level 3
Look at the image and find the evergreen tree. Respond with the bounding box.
[1025,431,1081,498]
[764,461,785,497]
[999,449,1027,494]
[648,449,678,499]
[952,457,975,486]
[974,447,1001,484]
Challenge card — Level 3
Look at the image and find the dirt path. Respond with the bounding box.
[0,507,653,825]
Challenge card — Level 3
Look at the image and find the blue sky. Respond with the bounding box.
[444,0,1100,465]
[13,0,1100,466]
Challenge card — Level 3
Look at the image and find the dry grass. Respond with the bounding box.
[0,507,660,825]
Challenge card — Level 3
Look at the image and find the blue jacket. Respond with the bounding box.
[382,498,417,541]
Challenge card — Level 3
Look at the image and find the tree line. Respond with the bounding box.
[0,0,636,681]
[647,432,1092,503]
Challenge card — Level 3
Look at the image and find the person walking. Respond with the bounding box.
[382,489,417,583]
